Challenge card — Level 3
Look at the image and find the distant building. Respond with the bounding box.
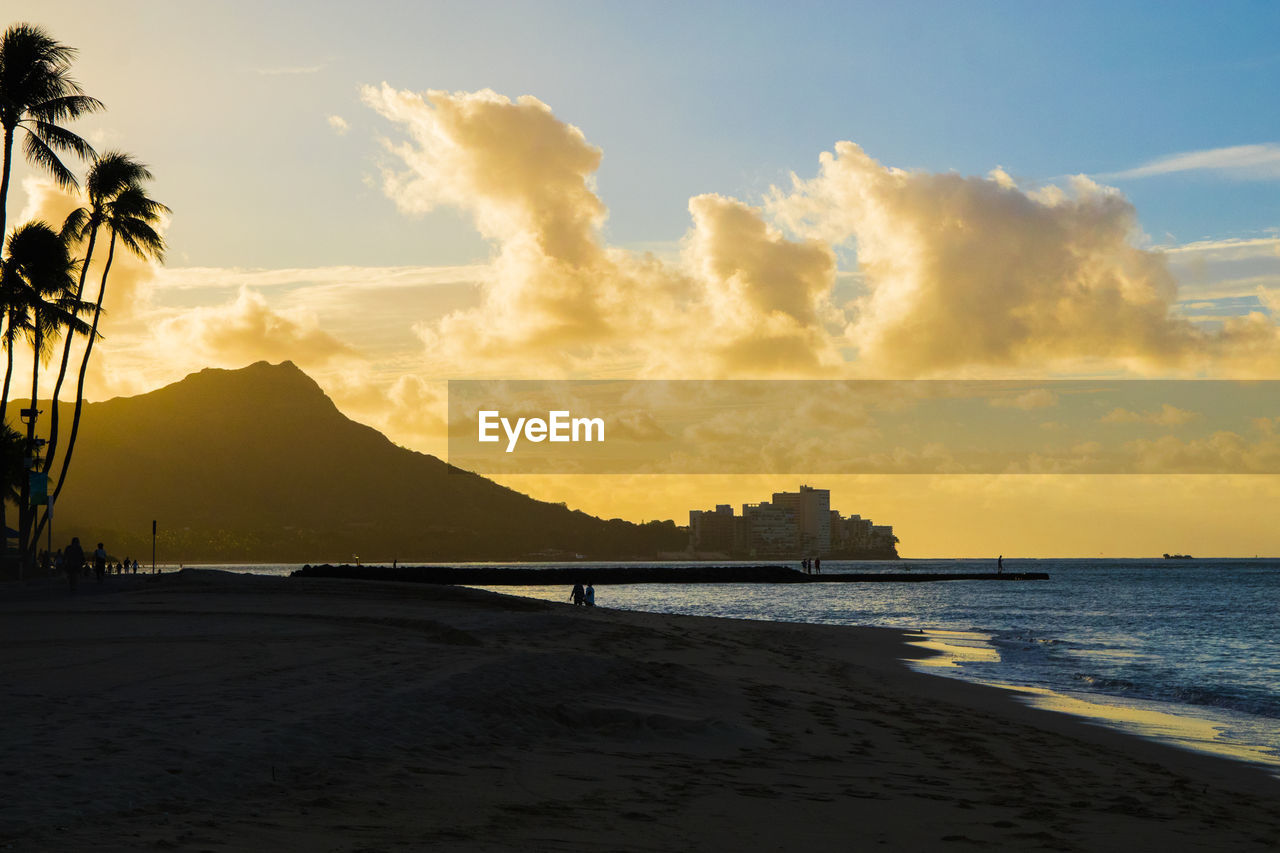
[689,504,738,554]
[869,524,897,552]
[686,485,898,559]
[771,485,830,555]
[741,501,796,555]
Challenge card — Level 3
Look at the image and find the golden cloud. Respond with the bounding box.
[1100,404,1199,426]
[16,176,163,323]
[364,85,845,377]
[769,143,1280,376]
[153,288,357,368]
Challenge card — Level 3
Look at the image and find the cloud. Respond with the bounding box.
[154,263,489,292]
[684,193,844,372]
[327,115,350,135]
[1127,429,1280,473]
[1160,236,1280,305]
[363,85,842,377]
[1160,236,1280,260]
[990,389,1058,409]
[153,288,357,368]
[363,85,605,262]
[354,87,1280,382]
[1102,144,1280,181]
[767,142,1280,376]
[323,369,449,455]
[17,176,164,323]
[1100,404,1199,426]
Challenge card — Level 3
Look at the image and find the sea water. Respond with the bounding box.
[202,559,1280,769]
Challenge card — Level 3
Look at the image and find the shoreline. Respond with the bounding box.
[905,629,1280,774]
[2,570,1277,850]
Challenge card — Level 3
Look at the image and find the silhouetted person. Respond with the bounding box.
[570,581,585,606]
[93,542,107,583]
[814,557,821,574]
[997,554,1003,574]
[584,583,595,607]
[65,538,85,593]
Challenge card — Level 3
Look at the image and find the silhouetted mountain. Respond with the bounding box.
[42,362,684,562]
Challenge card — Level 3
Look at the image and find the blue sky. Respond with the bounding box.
[12,1,1279,267]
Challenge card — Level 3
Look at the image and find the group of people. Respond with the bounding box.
[569,581,596,607]
[53,536,145,591]
[801,557,821,574]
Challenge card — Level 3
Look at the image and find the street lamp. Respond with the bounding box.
[17,407,45,580]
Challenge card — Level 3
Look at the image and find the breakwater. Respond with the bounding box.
[292,564,1049,585]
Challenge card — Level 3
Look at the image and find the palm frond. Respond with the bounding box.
[105,184,169,262]
[0,24,79,70]
[28,118,96,159]
[87,151,154,203]
[24,93,104,123]
[59,207,90,243]
[21,132,78,190]
[3,221,84,354]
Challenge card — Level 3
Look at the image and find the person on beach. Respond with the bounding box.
[64,538,85,592]
[93,543,107,583]
[570,581,585,606]
[814,557,821,574]
[584,583,595,607]
[997,554,1003,574]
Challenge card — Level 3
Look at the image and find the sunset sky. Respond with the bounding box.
[7,1,1280,556]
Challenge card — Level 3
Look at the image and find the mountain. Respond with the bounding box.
[40,362,684,562]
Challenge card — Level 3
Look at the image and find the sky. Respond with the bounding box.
[4,1,1280,555]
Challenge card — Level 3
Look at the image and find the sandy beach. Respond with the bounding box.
[2,570,1277,852]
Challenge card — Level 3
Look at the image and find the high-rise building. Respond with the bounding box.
[689,504,738,553]
[741,501,797,555]
[771,485,830,555]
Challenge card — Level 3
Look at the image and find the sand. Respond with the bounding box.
[1,570,1277,852]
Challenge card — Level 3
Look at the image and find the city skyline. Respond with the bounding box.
[689,484,897,559]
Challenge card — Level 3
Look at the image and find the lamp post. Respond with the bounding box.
[18,407,43,581]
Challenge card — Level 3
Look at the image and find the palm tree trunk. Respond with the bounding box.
[0,330,13,430]
[0,124,13,250]
[44,223,99,475]
[0,337,11,570]
[19,327,40,577]
[49,229,114,510]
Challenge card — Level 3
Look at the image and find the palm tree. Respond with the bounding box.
[42,179,166,537]
[0,293,27,570]
[47,152,154,469]
[0,221,92,571]
[0,424,21,505]
[0,423,21,573]
[0,23,103,246]
[0,267,31,428]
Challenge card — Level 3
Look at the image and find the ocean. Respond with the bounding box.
[201,558,1280,771]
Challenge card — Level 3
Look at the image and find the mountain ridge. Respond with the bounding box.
[34,362,684,562]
